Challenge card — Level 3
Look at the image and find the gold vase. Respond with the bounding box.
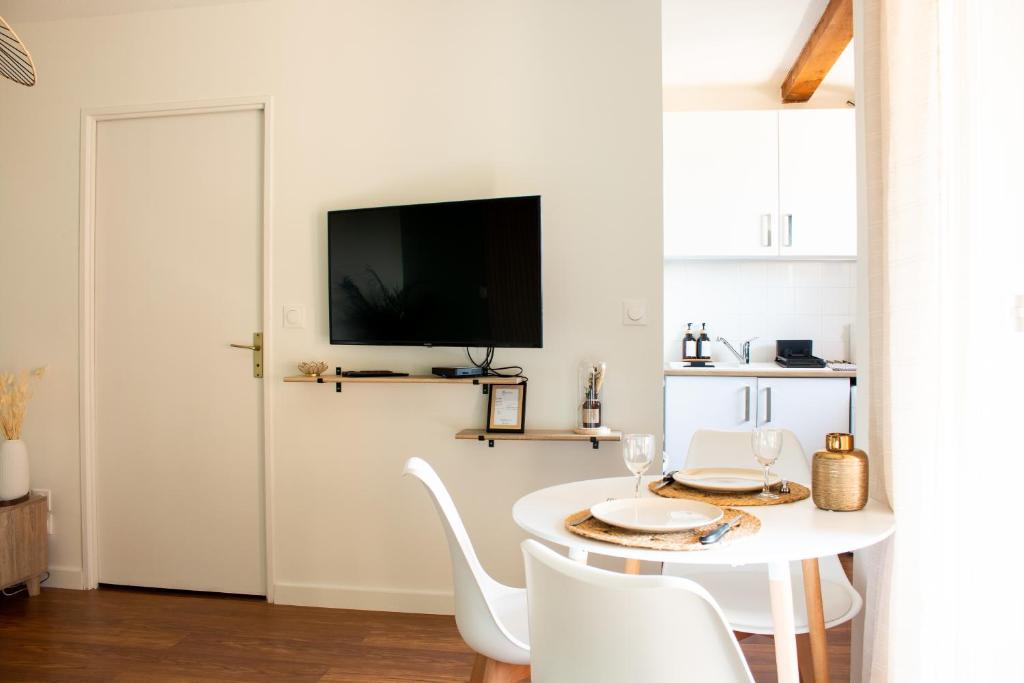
[811,433,868,511]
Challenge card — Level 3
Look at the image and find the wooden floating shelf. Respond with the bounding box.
[284,372,525,393]
[456,429,623,449]
[284,374,524,385]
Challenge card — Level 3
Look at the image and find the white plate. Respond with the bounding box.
[590,498,723,532]
[674,467,779,493]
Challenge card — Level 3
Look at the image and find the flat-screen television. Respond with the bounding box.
[328,196,542,347]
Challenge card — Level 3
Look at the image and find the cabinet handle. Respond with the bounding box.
[743,386,751,422]
[764,386,773,423]
[783,214,793,247]
[761,214,772,247]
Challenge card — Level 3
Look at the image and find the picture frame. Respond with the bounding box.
[486,382,527,433]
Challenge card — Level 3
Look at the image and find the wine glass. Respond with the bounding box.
[622,433,655,498]
[751,428,783,499]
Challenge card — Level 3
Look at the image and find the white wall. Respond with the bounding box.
[0,0,664,610]
[664,260,856,365]
[663,84,855,112]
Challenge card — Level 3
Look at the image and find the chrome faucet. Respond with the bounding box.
[716,336,758,364]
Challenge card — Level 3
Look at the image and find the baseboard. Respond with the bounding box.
[273,581,454,615]
[43,565,83,589]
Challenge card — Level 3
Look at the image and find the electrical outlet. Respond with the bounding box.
[31,488,50,511]
[31,489,54,535]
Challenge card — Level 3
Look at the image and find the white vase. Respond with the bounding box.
[0,439,30,501]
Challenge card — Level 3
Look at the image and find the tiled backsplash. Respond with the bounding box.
[664,261,856,365]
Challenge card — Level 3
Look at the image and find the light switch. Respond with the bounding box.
[283,305,305,329]
[622,298,648,326]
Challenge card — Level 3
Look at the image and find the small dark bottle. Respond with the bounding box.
[582,390,602,429]
[682,323,697,359]
[696,323,711,359]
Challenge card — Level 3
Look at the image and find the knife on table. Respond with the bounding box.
[569,497,616,527]
[654,470,679,490]
[699,515,743,545]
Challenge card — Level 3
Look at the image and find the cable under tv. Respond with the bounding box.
[432,366,485,378]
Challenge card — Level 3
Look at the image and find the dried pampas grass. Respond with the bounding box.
[0,367,46,440]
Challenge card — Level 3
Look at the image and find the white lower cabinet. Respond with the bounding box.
[664,376,851,472]
[754,377,852,459]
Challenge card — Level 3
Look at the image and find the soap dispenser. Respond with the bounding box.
[696,323,711,359]
[682,323,697,359]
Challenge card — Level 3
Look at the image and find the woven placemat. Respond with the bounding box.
[648,479,810,506]
[565,507,760,551]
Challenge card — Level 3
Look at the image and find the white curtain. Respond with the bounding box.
[856,0,1024,681]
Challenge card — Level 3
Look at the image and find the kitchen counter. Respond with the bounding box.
[665,361,855,379]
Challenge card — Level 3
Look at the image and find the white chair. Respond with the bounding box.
[663,430,862,647]
[403,457,530,683]
[522,539,754,683]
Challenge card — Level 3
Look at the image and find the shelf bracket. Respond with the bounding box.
[476,434,495,448]
[335,366,342,393]
[591,437,600,450]
[473,378,489,395]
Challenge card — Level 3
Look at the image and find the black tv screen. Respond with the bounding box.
[328,196,542,347]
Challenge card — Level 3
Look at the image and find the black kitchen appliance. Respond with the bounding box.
[775,339,827,368]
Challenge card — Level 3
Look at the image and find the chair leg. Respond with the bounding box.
[796,634,815,683]
[469,653,487,683]
[480,657,530,683]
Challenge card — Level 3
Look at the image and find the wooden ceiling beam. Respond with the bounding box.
[780,0,853,103]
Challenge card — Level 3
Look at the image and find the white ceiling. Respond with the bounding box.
[0,0,258,23]
[662,0,853,91]
[2,0,853,94]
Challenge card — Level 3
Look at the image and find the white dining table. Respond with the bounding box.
[513,476,895,683]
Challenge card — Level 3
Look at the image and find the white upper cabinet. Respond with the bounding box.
[664,109,857,259]
[778,109,857,258]
[663,111,779,259]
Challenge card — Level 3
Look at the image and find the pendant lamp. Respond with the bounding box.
[0,15,36,87]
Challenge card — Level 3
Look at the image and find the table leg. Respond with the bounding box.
[767,560,799,683]
[801,558,829,683]
[568,547,588,564]
[26,576,40,597]
[623,559,641,575]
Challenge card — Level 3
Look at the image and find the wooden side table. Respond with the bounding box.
[0,494,48,596]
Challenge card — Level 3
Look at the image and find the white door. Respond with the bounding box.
[778,109,857,258]
[94,109,266,594]
[664,376,757,472]
[663,111,779,258]
[755,378,851,460]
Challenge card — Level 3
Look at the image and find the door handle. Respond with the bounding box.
[742,386,751,423]
[783,214,793,247]
[761,214,773,247]
[764,386,773,423]
[229,332,263,378]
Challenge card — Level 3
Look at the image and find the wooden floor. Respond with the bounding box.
[0,571,852,682]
